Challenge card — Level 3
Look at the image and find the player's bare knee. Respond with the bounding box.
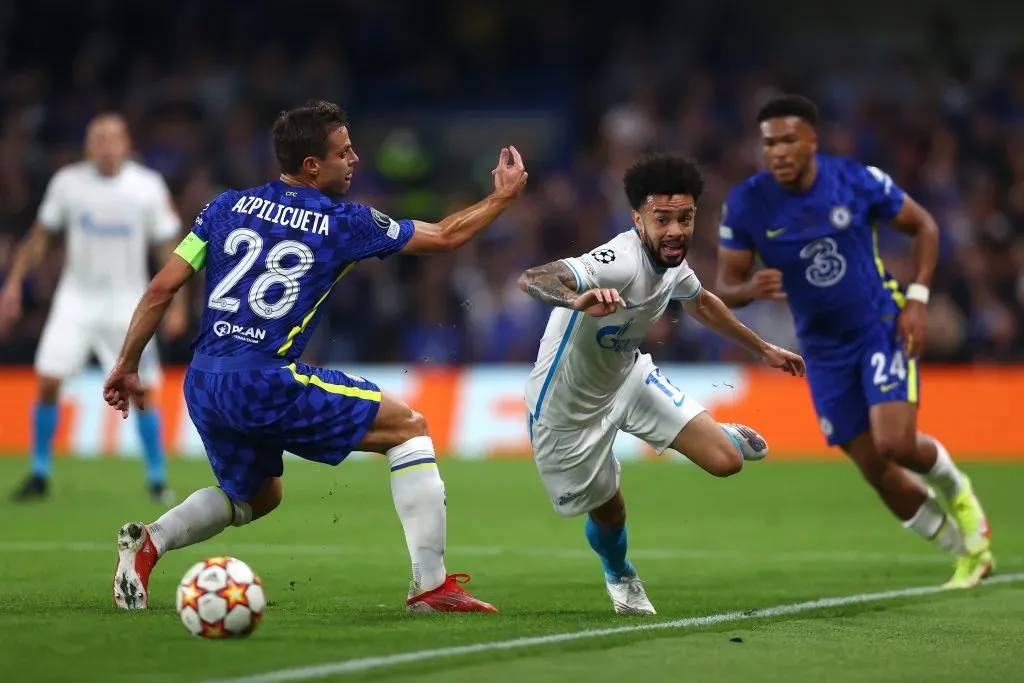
[709,445,743,477]
[873,433,917,466]
[390,408,428,447]
[407,409,429,440]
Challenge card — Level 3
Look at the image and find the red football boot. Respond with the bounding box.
[405,574,498,613]
[113,522,159,609]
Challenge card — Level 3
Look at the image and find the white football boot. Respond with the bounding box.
[606,575,657,615]
[721,423,769,462]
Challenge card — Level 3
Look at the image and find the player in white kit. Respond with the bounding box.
[0,114,186,503]
[519,154,805,614]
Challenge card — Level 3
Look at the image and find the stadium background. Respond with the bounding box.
[0,0,1020,459]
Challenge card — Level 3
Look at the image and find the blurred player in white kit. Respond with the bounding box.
[0,113,187,503]
[518,154,805,614]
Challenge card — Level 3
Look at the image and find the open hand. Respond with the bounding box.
[492,146,528,200]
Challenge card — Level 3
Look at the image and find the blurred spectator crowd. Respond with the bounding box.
[0,0,1022,366]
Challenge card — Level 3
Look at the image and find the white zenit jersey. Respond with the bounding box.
[37,160,180,303]
[525,229,702,428]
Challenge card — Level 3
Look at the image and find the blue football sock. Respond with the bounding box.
[585,516,635,581]
[136,411,166,486]
[31,403,59,479]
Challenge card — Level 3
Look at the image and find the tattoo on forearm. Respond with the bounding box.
[519,261,579,308]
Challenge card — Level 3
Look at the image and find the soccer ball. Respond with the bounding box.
[176,557,266,638]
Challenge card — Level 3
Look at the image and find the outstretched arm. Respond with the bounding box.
[682,286,767,354]
[681,287,805,376]
[401,146,528,254]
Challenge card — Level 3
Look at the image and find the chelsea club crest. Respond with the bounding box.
[830,206,851,229]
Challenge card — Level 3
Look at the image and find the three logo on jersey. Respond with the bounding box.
[213,320,267,344]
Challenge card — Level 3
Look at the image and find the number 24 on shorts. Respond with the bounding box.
[870,349,909,393]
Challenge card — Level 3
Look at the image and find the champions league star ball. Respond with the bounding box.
[176,557,266,638]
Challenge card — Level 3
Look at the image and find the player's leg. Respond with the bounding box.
[531,413,654,614]
[12,303,90,501]
[863,346,992,587]
[356,391,450,596]
[668,412,750,475]
[812,354,949,535]
[97,327,172,503]
[587,490,633,578]
[869,399,989,551]
[620,356,767,477]
[279,362,495,613]
[113,474,275,610]
[841,430,960,544]
[586,490,655,615]
[913,431,992,559]
[10,376,63,501]
[113,370,279,610]
[807,350,964,561]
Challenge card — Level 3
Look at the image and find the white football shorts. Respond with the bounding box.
[34,289,162,387]
[530,352,705,517]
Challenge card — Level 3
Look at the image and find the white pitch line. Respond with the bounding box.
[203,572,1024,683]
[1,541,1015,566]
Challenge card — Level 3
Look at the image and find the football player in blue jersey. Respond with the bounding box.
[716,94,993,589]
[102,101,527,613]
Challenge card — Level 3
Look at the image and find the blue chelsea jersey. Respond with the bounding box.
[177,180,414,362]
[719,154,907,355]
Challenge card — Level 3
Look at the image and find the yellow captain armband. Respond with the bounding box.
[174,232,208,270]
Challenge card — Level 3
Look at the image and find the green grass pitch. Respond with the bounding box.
[0,457,1022,683]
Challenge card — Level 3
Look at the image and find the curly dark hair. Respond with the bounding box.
[623,154,706,210]
[756,94,819,127]
[272,100,350,174]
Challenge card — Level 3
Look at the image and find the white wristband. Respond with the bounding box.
[905,283,930,305]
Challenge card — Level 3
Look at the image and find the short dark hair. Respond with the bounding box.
[756,94,819,126]
[272,100,349,174]
[623,154,705,210]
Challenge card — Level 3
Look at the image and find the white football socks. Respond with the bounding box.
[922,437,968,502]
[903,490,966,557]
[148,486,252,557]
[387,436,447,592]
